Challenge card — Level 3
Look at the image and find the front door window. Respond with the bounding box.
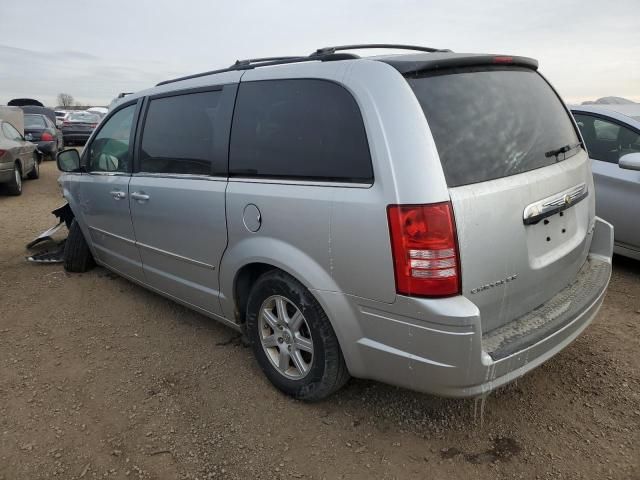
[87,105,135,173]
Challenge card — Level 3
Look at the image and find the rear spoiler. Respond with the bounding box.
[380,54,539,76]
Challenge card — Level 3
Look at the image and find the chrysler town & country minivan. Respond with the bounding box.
[55,44,613,400]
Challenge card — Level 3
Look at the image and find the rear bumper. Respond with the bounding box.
[62,133,91,143]
[316,217,613,398]
[35,141,56,154]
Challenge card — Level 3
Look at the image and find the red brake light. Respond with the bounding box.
[41,132,54,141]
[493,56,514,64]
[0,149,6,158]
[387,202,460,297]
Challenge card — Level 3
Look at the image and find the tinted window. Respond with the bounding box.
[229,79,372,182]
[574,113,640,163]
[88,104,135,173]
[139,90,223,175]
[25,115,46,128]
[406,67,581,187]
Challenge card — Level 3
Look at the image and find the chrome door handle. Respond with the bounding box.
[131,192,150,201]
[110,190,126,200]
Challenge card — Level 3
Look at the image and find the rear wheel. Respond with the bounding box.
[246,270,349,401]
[27,154,39,179]
[64,220,95,273]
[6,163,22,195]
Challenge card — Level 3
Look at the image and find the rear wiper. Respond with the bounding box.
[545,142,582,159]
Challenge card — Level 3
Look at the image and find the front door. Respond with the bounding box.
[76,102,145,282]
[574,113,640,252]
[129,87,234,316]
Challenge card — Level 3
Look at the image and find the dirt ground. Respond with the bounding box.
[0,161,638,480]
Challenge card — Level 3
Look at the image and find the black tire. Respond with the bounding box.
[64,220,95,273]
[246,270,350,401]
[6,163,22,195]
[27,154,39,179]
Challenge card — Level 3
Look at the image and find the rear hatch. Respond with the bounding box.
[406,62,594,333]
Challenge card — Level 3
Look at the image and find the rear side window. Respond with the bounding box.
[406,67,581,187]
[229,79,373,183]
[139,90,223,176]
[2,122,22,141]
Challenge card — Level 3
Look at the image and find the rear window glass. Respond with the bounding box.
[406,67,581,187]
[69,112,100,123]
[25,115,46,128]
[229,79,372,183]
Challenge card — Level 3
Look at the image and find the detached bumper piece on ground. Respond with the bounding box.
[26,203,72,264]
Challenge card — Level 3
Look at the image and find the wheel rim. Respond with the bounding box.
[258,295,314,380]
[15,167,21,189]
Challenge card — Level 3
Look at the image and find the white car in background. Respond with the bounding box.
[55,110,71,128]
[87,106,109,120]
[571,104,640,260]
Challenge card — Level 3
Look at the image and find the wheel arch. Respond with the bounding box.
[220,237,342,323]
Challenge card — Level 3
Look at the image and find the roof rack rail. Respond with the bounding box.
[312,44,451,56]
[156,52,358,86]
[232,56,303,67]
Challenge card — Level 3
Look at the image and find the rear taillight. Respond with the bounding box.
[0,149,5,158]
[387,202,460,297]
[41,132,54,141]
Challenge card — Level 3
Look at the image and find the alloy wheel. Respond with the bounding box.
[258,295,314,379]
[15,166,22,191]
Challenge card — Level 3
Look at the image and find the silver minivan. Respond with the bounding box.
[56,45,613,400]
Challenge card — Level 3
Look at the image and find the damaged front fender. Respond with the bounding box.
[26,203,74,263]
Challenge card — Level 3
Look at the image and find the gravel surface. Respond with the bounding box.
[1,162,639,479]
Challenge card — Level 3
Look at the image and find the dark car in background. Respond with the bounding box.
[61,111,100,146]
[24,114,63,159]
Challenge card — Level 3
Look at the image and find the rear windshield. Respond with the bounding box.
[25,115,46,128]
[69,112,99,123]
[406,67,581,187]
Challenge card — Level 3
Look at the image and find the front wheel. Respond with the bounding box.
[246,270,349,401]
[64,220,95,273]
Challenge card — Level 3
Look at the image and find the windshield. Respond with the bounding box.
[69,112,100,123]
[406,67,581,187]
[24,115,47,128]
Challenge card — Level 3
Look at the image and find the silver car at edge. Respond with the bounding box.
[54,45,613,400]
[570,104,640,260]
[0,119,40,195]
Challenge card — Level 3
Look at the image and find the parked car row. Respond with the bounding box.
[53,45,617,401]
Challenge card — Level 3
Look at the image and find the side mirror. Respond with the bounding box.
[56,149,81,172]
[619,152,640,171]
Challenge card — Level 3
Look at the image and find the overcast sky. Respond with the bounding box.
[1,0,638,107]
